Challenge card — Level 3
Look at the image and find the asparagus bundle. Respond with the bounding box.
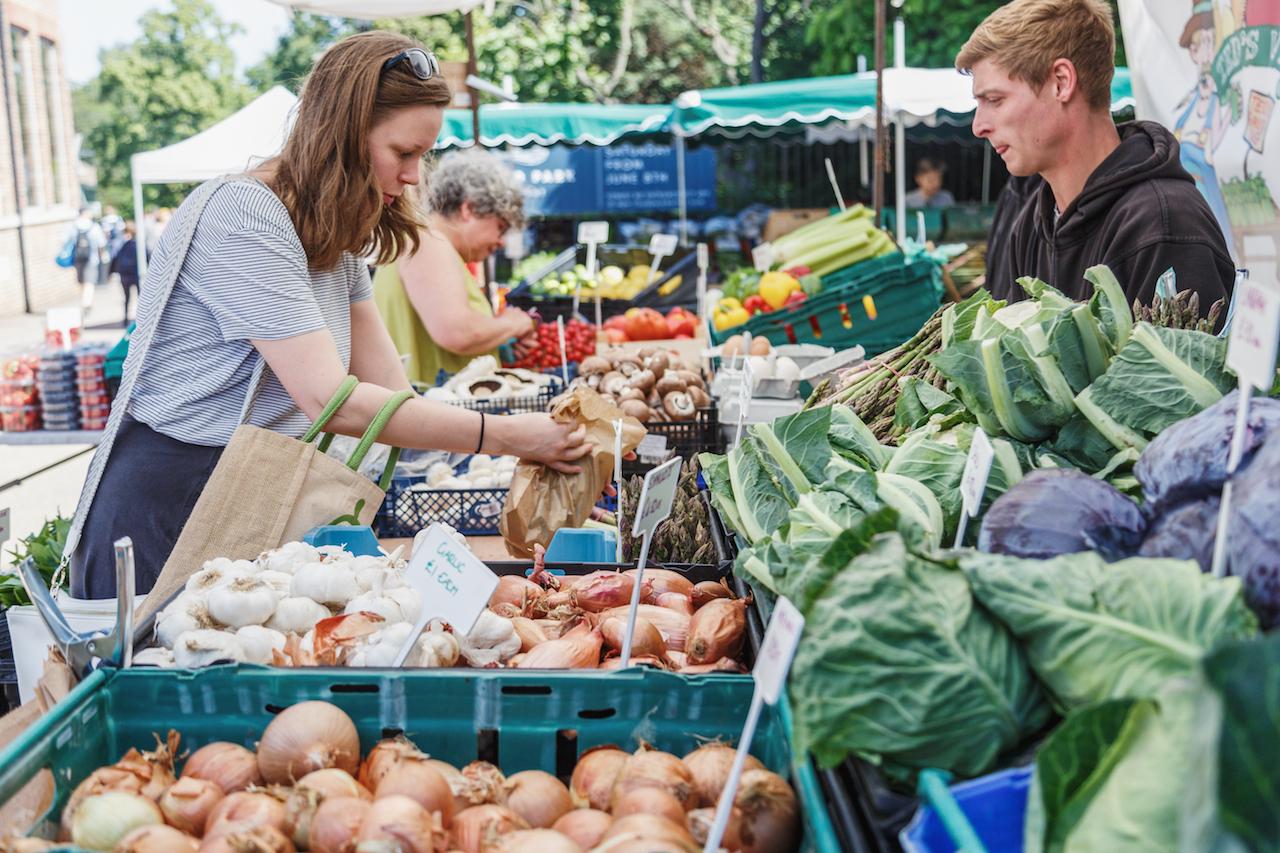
[620,459,718,565]
[1132,290,1224,333]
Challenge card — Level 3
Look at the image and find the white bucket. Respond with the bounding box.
[7,594,145,704]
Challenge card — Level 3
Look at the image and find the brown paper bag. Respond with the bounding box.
[0,650,75,835]
[501,387,646,558]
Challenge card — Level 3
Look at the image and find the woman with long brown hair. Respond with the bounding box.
[68,32,590,598]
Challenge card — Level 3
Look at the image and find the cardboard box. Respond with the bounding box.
[763,208,830,244]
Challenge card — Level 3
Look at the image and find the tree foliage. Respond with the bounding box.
[75,0,249,215]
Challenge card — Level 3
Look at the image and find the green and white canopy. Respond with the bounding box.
[436,102,671,149]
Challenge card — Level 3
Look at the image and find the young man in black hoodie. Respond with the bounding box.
[957,0,1236,317]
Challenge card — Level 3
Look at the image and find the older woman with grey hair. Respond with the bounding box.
[373,151,535,384]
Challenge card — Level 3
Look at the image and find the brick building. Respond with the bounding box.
[0,0,79,318]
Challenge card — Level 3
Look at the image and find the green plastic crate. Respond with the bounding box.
[713,254,943,357]
[0,665,843,852]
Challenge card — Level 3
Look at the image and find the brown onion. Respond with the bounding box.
[357,736,424,791]
[355,795,443,853]
[679,658,746,674]
[569,746,628,811]
[610,748,697,812]
[183,743,263,794]
[309,796,370,853]
[735,770,800,853]
[460,761,507,806]
[61,766,148,836]
[551,808,612,849]
[205,791,288,838]
[117,733,181,801]
[199,825,294,853]
[375,759,455,827]
[666,651,688,669]
[654,592,695,615]
[421,759,476,815]
[686,599,748,665]
[688,806,744,850]
[511,617,549,652]
[515,627,603,669]
[285,769,370,846]
[691,580,733,609]
[491,828,581,853]
[600,814,696,848]
[116,824,199,853]
[600,654,668,671]
[159,776,225,836]
[611,787,687,824]
[450,805,528,853]
[599,616,667,661]
[256,702,360,785]
[625,568,694,599]
[600,605,689,652]
[490,575,543,614]
[682,743,764,809]
[501,770,573,829]
[572,572,646,613]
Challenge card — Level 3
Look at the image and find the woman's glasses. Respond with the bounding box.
[381,48,441,80]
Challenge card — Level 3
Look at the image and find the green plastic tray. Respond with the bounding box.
[1,665,843,852]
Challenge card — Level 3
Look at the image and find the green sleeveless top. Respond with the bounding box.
[372,250,498,385]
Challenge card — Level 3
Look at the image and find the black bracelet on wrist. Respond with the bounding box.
[475,411,486,454]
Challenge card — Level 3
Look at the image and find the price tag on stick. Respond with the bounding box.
[703,596,805,853]
[752,242,775,273]
[577,221,609,318]
[613,419,625,563]
[556,316,569,385]
[647,233,679,286]
[618,456,683,667]
[395,524,500,666]
[735,355,754,447]
[1211,276,1280,578]
[954,427,995,548]
[696,242,710,329]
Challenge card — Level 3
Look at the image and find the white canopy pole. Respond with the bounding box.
[132,158,147,280]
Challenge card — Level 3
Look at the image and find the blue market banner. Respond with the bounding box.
[501,143,716,216]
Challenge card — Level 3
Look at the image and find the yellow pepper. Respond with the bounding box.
[714,302,751,331]
[758,271,800,310]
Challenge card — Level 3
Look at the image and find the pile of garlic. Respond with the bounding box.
[144,542,460,670]
[420,454,518,491]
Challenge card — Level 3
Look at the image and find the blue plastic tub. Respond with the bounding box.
[302,524,383,556]
[900,766,1032,853]
[545,527,618,563]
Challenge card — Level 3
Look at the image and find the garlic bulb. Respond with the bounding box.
[185,561,253,595]
[257,541,322,574]
[495,470,514,488]
[265,596,332,635]
[132,647,175,668]
[156,593,218,648]
[426,461,455,487]
[291,561,361,607]
[235,625,287,664]
[343,586,421,625]
[206,577,278,628]
[416,623,461,668]
[316,545,353,561]
[172,630,245,668]
[256,570,294,598]
[348,622,460,668]
[467,455,494,474]
[457,611,521,667]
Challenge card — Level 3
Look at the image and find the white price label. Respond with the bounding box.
[649,233,679,257]
[959,427,995,516]
[754,596,805,705]
[752,243,775,272]
[577,221,609,245]
[696,242,709,270]
[738,358,754,416]
[1226,278,1280,392]
[403,524,499,637]
[0,507,9,544]
[632,456,683,539]
[636,434,668,459]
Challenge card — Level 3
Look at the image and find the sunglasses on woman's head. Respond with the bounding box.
[381,48,441,80]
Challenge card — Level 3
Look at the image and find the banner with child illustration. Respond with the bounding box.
[1119,0,1280,274]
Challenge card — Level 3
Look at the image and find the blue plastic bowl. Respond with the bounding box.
[900,766,1032,853]
[546,528,618,563]
[302,524,384,557]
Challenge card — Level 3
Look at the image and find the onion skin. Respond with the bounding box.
[624,568,694,599]
[490,575,542,615]
[682,743,764,809]
[600,814,696,848]
[182,743,264,794]
[688,806,744,851]
[375,759,455,827]
[511,617,549,653]
[69,792,163,851]
[491,829,581,853]
[355,795,442,853]
[358,737,425,791]
[199,825,295,853]
[691,580,733,609]
[501,770,573,829]
[62,767,148,836]
[599,654,668,671]
[116,824,199,853]
[679,657,746,674]
[460,761,506,806]
[735,770,800,853]
[159,776,225,836]
[599,605,689,652]
[450,805,528,853]
[611,787,687,824]
[309,797,370,853]
[610,749,698,812]
[654,592,695,615]
[204,791,288,839]
[569,746,628,811]
[572,572,647,613]
[256,702,360,785]
[599,616,667,661]
[285,769,370,847]
[551,809,612,849]
[515,627,603,669]
[686,599,748,665]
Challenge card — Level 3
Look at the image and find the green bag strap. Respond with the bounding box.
[302,376,360,444]
[346,389,415,489]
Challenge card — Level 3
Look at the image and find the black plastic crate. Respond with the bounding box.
[374,477,507,538]
[0,608,17,715]
[415,375,564,416]
[624,403,725,478]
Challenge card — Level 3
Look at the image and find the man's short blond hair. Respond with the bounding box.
[956,0,1116,111]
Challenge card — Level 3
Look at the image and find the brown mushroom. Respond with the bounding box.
[688,386,712,408]
[466,379,505,399]
[643,352,670,377]
[663,391,697,421]
[601,371,629,396]
[636,346,660,361]
[586,373,603,391]
[580,355,612,376]
[647,388,664,410]
[677,370,705,390]
[629,369,657,393]
[655,374,686,397]
[620,399,651,423]
[617,386,646,404]
[614,355,643,378]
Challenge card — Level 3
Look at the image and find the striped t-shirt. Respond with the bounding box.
[125,178,373,447]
